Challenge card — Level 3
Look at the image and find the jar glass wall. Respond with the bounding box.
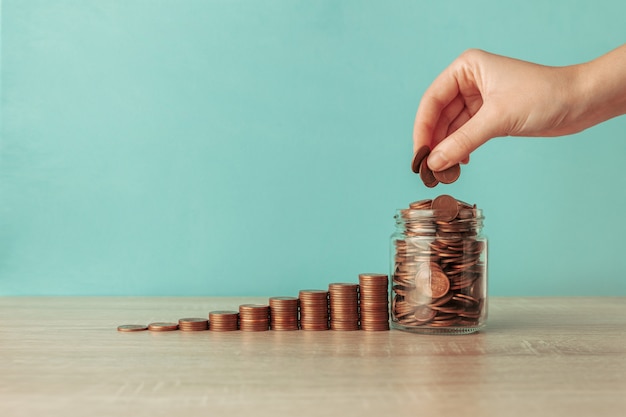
[390,197,488,335]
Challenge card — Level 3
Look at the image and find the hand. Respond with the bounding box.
[413,46,626,172]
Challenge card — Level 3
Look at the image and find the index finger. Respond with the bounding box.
[413,65,462,153]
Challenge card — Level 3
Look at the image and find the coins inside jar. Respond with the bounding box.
[392,195,486,332]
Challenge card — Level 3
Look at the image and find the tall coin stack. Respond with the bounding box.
[208,311,239,331]
[328,283,360,331]
[269,297,299,331]
[358,273,390,331]
[299,290,329,331]
[238,304,270,332]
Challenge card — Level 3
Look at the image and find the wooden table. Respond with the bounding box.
[1,297,625,417]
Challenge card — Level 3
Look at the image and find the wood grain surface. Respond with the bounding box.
[1,297,625,417]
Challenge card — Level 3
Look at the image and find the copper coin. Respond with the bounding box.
[179,318,209,324]
[430,270,451,299]
[431,194,459,222]
[409,199,433,210]
[209,310,238,317]
[411,145,430,173]
[433,163,461,184]
[358,273,388,283]
[419,158,439,188]
[413,305,436,322]
[239,304,269,311]
[117,324,148,332]
[269,296,298,302]
[148,322,179,331]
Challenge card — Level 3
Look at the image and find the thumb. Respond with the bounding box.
[427,106,501,171]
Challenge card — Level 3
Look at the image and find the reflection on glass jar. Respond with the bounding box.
[390,196,488,335]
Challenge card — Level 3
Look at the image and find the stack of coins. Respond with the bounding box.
[238,304,270,332]
[147,322,179,332]
[208,310,239,331]
[358,273,390,331]
[178,317,209,331]
[269,297,299,331]
[299,290,329,331]
[392,195,486,330]
[328,283,360,331]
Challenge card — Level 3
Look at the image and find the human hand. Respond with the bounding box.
[412,46,626,172]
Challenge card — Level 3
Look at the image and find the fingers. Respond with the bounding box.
[427,106,500,171]
[413,66,463,153]
[431,94,466,147]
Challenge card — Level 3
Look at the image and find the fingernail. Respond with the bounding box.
[428,151,448,171]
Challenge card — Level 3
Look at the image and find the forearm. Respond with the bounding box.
[575,44,626,129]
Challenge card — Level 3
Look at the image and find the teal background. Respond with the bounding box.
[1,0,625,296]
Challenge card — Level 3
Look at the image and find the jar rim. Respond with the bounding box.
[394,208,484,220]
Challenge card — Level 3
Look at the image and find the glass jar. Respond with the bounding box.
[390,196,487,334]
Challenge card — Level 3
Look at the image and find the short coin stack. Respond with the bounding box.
[147,322,178,332]
[328,283,360,331]
[178,318,209,331]
[392,195,486,331]
[269,296,299,331]
[299,290,330,331]
[238,304,270,332]
[358,273,390,331]
[208,310,239,331]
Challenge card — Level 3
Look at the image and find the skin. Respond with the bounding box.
[413,44,626,172]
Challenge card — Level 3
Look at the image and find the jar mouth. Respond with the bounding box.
[395,208,484,220]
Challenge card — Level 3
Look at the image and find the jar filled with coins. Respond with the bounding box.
[390,195,487,334]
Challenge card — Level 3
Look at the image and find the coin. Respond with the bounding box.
[433,163,461,184]
[117,324,148,332]
[411,145,430,173]
[431,194,459,222]
[419,158,439,188]
[413,305,436,323]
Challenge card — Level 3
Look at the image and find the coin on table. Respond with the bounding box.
[411,145,430,173]
[433,163,461,184]
[117,324,148,332]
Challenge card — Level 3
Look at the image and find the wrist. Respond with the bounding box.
[576,45,626,127]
